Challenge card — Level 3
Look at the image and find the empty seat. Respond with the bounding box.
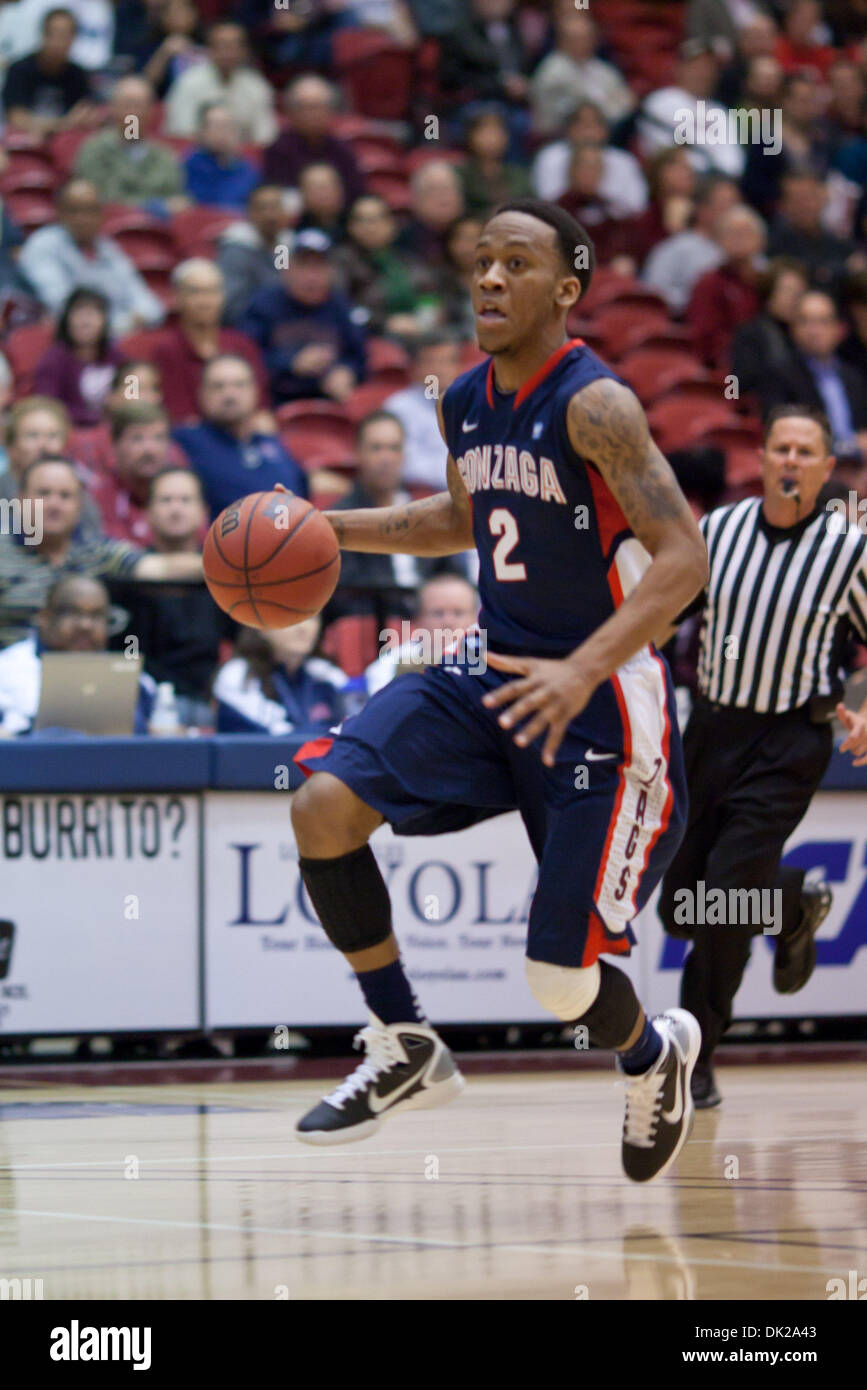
[5,319,55,395]
[592,303,672,359]
[343,381,398,421]
[171,206,242,257]
[320,614,380,677]
[648,397,738,452]
[368,337,411,373]
[619,348,710,403]
[333,32,415,121]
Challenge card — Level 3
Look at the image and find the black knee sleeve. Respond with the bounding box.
[298,844,392,953]
[578,960,642,1049]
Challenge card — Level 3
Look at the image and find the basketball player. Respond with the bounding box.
[290,199,708,1183]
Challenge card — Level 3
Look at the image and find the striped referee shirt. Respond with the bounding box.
[696,497,867,713]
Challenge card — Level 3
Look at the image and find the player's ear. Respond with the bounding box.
[555,273,582,314]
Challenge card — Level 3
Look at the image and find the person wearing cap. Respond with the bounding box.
[146,258,270,424]
[238,228,367,406]
[638,38,746,178]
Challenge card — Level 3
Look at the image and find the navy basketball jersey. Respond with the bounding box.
[440,338,651,657]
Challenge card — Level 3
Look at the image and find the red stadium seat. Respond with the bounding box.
[320,614,380,677]
[414,38,443,104]
[0,167,57,200]
[333,32,415,121]
[369,364,410,392]
[700,419,764,448]
[580,280,669,319]
[50,127,98,178]
[118,328,165,359]
[724,445,763,487]
[330,113,391,141]
[343,381,398,421]
[618,349,710,404]
[5,319,55,396]
[279,425,356,471]
[591,303,672,359]
[141,265,175,306]
[364,170,411,212]
[4,193,55,232]
[276,399,354,431]
[647,398,738,452]
[610,324,694,356]
[623,49,677,95]
[346,133,405,168]
[101,210,176,267]
[403,146,466,174]
[171,206,242,257]
[368,337,411,373]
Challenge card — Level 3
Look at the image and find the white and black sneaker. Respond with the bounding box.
[295,1017,465,1145]
[618,1008,701,1183]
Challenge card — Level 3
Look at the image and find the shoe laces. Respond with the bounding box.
[324,1025,406,1111]
[621,1047,668,1149]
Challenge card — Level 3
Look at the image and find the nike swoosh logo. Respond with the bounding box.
[462,419,479,432]
[585,748,618,761]
[661,1056,685,1125]
[368,1043,435,1114]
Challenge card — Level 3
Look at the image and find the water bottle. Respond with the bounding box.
[148,682,184,737]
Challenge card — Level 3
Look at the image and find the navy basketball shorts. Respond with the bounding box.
[295,649,687,969]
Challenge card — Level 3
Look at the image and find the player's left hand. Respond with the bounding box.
[836,703,867,766]
[483,651,598,768]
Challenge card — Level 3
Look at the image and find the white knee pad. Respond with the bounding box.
[524,958,601,1021]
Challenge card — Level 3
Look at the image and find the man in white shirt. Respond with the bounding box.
[638,38,746,178]
[642,172,739,313]
[18,179,165,335]
[531,9,634,136]
[532,101,648,217]
[0,574,155,735]
[364,573,479,696]
[383,333,462,492]
[165,20,277,145]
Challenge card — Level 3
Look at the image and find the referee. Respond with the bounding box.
[658,404,867,1108]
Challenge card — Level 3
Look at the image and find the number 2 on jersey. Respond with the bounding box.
[489,507,527,581]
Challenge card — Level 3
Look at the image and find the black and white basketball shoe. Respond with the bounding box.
[296,1017,465,1145]
[618,1008,701,1183]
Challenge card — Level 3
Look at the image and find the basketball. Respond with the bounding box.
[203,491,341,629]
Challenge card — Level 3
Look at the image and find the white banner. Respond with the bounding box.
[0,794,199,1033]
[204,790,867,1029]
[639,791,867,1018]
[203,791,639,1028]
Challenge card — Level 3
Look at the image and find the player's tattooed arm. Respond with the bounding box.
[564,377,708,678]
[320,400,474,556]
[322,458,472,557]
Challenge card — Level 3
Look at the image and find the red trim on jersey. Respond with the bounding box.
[582,908,632,967]
[294,737,334,778]
[513,338,585,411]
[485,359,494,408]
[584,459,630,556]
[584,461,630,606]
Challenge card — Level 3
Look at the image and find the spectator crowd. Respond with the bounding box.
[1,0,867,738]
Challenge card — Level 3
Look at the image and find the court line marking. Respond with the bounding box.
[0,1205,843,1278]
[2,1130,866,1171]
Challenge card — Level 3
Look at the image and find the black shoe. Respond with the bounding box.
[691,1060,721,1109]
[774,878,832,995]
[619,1008,701,1183]
[296,1017,464,1145]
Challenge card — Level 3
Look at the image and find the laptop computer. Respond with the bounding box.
[34,653,142,736]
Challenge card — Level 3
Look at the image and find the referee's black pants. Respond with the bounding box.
[658,698,833,1063]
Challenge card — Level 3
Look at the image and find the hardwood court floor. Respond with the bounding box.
[0,1062,864,1300]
